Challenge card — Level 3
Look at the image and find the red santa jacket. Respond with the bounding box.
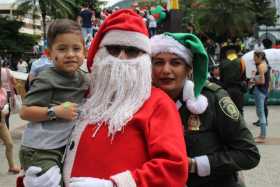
[63,88,188,187]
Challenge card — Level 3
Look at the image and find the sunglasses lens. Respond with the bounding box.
[125,47,142,58]
[106,46,121,57]
[105,45,143,58]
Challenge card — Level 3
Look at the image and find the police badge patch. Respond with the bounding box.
[219,97,240,120]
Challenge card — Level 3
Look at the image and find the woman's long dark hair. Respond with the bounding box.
[254,50,270,66]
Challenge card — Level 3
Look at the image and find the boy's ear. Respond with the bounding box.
[45,48,51,57]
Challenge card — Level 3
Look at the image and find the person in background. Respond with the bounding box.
[254,39,265,50]
[0,77,20,174]
[252,96,269,127]
[219,42,247,114]
[1,63,17,129]
[17,58,28,73]
[25,50,54,92]
[251,50,270,143]
[151,33,260,187]
[32,42,40,58]
[147,12,157,37]
[186,22,196,34]
[77,3,93,45]
[28,50,53,82]
[208,63,222,86]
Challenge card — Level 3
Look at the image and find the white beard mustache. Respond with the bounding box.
[82,47,152,137]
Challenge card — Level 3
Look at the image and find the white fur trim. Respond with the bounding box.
[100,30,151,54]
[183,80,208,114]
[111,171,137,187]
[186,95,208,114]
[63,122,88,187]
[151,34,193,67]
[183,80,195,101]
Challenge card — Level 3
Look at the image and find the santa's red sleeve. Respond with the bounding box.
[110,97,188,187]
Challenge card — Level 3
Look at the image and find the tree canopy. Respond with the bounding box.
[0,17,38,54]
[14,0,76,41]
[181,0,278,40]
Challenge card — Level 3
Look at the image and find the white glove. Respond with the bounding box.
[69,177,113,187]
[23,165,61,187]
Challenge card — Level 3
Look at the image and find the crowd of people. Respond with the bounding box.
[0,55,32,74]
[0,3,277,187]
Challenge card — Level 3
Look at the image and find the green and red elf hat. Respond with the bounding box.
[151,33,209,114]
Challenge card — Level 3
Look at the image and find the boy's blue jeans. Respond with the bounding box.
[253,87,267,137]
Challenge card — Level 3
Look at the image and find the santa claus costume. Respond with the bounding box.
[63,9,188,187]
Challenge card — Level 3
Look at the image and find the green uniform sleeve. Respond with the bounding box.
[23,75,53,107]
[207,89,260,175]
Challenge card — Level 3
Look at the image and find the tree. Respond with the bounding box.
[137,0,167,9]
[180,0,278,41]
[14,0,76,43]
[0,17,38,54]
[249,0,278,26]
[185,0,255,39]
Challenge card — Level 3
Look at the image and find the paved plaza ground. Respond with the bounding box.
[0,106,280,187]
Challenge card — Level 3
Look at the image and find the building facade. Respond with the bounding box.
[258,0,280,46]
[0,0,42,35]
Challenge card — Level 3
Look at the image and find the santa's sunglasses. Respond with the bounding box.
[105,45,144,59]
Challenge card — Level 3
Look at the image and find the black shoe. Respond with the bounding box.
[253,120,260,126]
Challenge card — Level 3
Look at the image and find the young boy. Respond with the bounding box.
[19,19,89,185]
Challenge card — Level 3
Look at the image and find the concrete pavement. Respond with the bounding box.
[0,106,280,187]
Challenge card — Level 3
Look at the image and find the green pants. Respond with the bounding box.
[19,145,65,186]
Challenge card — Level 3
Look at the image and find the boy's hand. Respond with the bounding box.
[54,102,79,121]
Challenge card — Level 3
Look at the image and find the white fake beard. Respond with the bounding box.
[82,48,152,137]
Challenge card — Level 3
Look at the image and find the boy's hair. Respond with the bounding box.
[47,19,83,48]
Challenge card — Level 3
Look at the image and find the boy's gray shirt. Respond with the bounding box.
[21,67,89,149]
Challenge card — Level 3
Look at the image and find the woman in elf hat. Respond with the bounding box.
[151,33,260,187]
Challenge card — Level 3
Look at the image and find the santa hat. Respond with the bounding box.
[151,33,209,114]
[87,9,150,72]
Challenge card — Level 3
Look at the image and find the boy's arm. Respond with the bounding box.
[20,102,79,122]
[20,105,48,122]
[21,74,79,122]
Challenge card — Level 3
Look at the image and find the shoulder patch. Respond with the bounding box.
[219,96,240,120]
[204,81,221,92]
